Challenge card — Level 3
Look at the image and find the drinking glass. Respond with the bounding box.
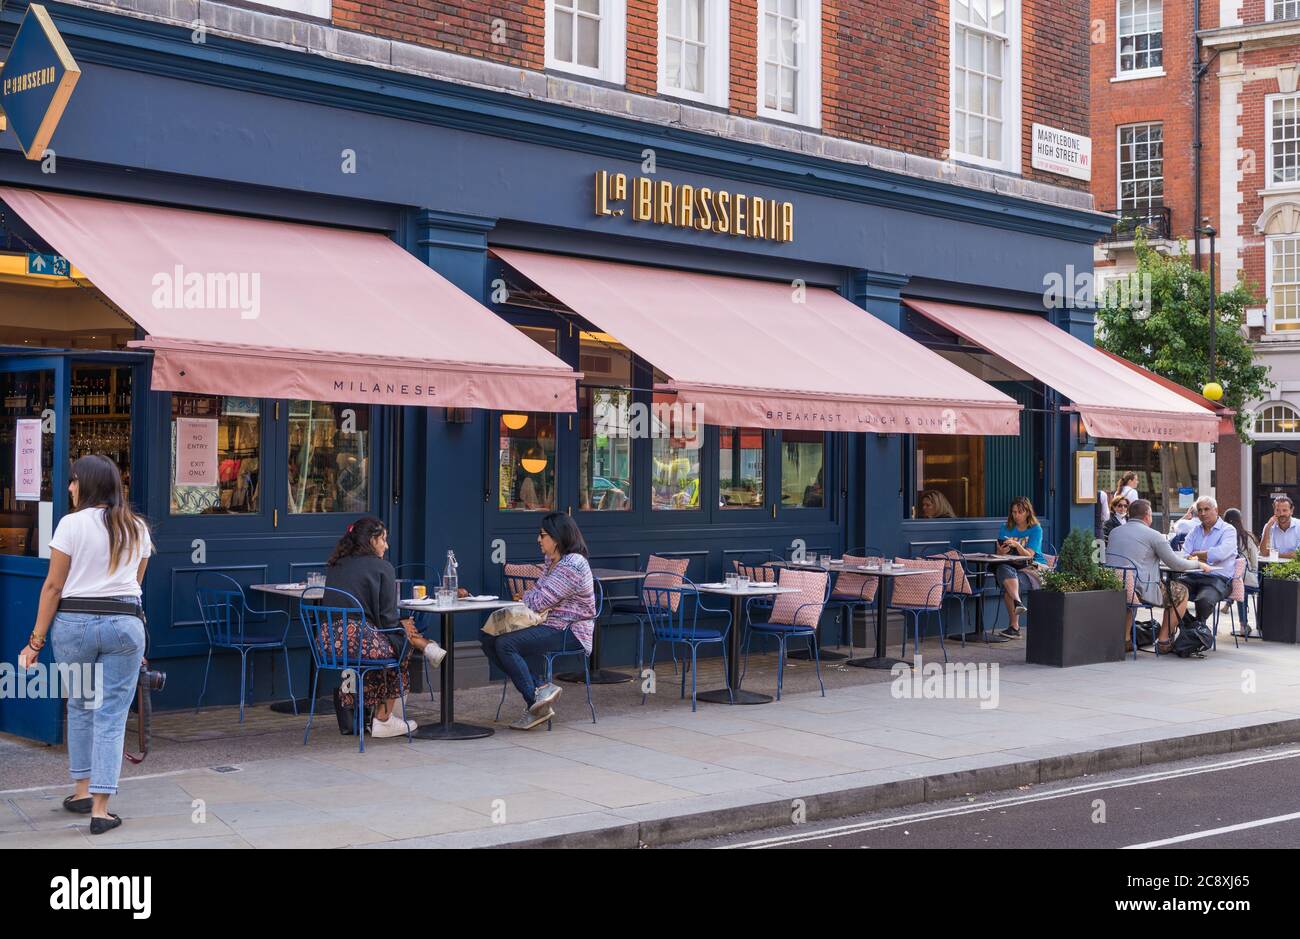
[725,572,737,589]
[412,583,428,601]
[819,554,831,570]
[436,587,454,608]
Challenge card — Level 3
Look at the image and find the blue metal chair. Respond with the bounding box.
[1103,553,1150,661]
[824,548,882,656]
[641,578,733,712]
[887,560,948,662]
[300,586,410,752]
[741,568,831,700]
[1211,557,1248,651]
[492,577,602,729]
[926,550,983,649]
[195,571,296,722]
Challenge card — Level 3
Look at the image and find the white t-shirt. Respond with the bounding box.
[1118,485,1139,503]
[49,508,152,599]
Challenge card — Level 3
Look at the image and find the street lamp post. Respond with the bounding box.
[1199,222,1218,383]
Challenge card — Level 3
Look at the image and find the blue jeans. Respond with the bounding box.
[50,600,146,795]
[479,625,570,707]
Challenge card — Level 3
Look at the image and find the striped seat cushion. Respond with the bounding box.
[831,554,878,602]
[643,554,689,611]
[503,563,543,601]
[768,569,829,628]
[1229,557,1246,603]
[887,558,945,610]
[938,549,974,595]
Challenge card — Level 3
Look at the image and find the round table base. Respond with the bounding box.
[411,722,495,741]
[696,688,773,705]
[268,696,329,715]
[787,648,848,662]
[554,668,637,685]
[846,656,911,670]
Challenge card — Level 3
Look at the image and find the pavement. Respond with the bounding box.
[4,618,1300,850]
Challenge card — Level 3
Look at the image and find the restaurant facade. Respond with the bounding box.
[0,0,1219,742]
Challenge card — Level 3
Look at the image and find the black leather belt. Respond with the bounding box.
[58,597,146,623]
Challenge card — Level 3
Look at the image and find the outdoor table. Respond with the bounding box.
[844,566,935,669]
[555,567,647,685]
[694,583,799,705]
[249,582,327,714]
[954,553,1029,644]
[1258,554,1287,566]
[400,596,514,740]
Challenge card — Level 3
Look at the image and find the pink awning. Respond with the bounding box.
[494,248,1021,435]
[905,299,1221,443]
[0,187,576,411]
[1097,348,1237,438]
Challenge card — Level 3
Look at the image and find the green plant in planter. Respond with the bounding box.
[1263,559,1300,581]
[1041,528,1123,594]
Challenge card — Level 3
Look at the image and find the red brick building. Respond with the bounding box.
[1090,0,1300,531]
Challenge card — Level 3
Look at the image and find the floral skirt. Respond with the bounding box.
[320,618,412,709]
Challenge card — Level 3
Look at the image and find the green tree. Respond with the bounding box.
[1095,237,1271,441]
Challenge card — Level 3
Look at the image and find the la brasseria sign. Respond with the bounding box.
[0,3,80,161]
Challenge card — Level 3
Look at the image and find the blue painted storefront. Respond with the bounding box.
[0,1,1111,742]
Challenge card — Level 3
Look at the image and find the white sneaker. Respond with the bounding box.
[529,683,562,714]
[423,640,447,667]
[370,712,418,738]
[509,708,553,731]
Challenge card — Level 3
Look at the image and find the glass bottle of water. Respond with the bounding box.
[442,549,459,595]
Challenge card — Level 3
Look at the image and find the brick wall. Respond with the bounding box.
[334,0,544,69]
[1021,0,1090,189]
[728,0,758,117]
[627,0,658,96]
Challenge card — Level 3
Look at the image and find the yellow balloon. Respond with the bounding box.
[1202,382,1224,401]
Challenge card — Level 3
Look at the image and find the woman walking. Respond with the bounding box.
[17,455,151,835]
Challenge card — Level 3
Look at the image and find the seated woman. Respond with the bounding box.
[323,516,454,738]
[994,496,1046,639]
[918,490,957,519]
[1102,494,1129,541]
[480,512,597,731]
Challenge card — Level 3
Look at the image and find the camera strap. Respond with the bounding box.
[57,597,147,625]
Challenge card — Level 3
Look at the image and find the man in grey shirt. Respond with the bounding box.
[1107,500,1210,651]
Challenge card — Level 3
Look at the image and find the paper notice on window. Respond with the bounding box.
[175,417,219,487]
[15,418,41,501]
[1178,487,1194,509]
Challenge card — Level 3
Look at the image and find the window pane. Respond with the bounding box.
[781,67,796,112]
[580,388,633,511]
[287,401,369,514]
[500,412,557,511]
[685,42,703,92]
[556,9,574,61]
[71,365,134,500]
[577,14,600,67]
[720,427,765,508]
[0,369,55,555]
[915,433,985,518]
[781,430,824,508]
[577,0,599,12]
[764,62,778,109]
[651,393,702,511]
[686,0,703,39]
[666,39,683,87]
[170,394,262,516]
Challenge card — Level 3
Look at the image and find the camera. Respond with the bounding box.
[139,666,166,693]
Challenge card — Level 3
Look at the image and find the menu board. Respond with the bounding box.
[174,417,219,487]
[15,418,41,501]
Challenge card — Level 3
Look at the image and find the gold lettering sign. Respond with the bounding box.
[593,171,794,243]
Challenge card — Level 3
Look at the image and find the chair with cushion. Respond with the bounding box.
[740,568,831,700]
[1213,557,1248,650]
[926,549,982,649]
[1102,553,1150,661]
[824,550,882,657]
[299,586,409,752]
[623,555,690,670]
[640,578,733,712]
[888,558,948,662]
[195,571,297,722]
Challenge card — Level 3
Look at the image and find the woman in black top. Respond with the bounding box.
[323,516,451,738]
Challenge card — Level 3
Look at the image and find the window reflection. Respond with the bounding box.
[579,331,634,512]
[500,412,556,511]
[720,427,764,508]
[652,392,702,511]
[781,430,824,508]
[287,400,369,514]
[170,394,261,515]
[915,434,985,518]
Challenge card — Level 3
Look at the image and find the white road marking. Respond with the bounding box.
[720,747,1300,849]
[1123,811,1300,849]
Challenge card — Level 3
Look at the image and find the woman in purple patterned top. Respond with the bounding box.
[480,513,596,731]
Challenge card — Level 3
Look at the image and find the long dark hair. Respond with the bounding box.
[540,512,589,559]
[1006,496,1039,531]
[1223,508,1257,554]
[71,454,147,573]
[327,515,386,566]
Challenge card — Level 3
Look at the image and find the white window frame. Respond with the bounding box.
[1267,234,1300,333]
[949,0,1021,172]
[1116,121,1164,210]
[658,0,729,107]
[756,0,821,129]
[545,0,627,84]
[1268,93,1300,190]
[1252,402,1300,436]
[1115,0,1163,78]
[247,0,330,16]
[1269,0,1300,22]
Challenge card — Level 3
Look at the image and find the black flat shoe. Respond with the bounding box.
[62,795,92,815]
[89,814,122,835]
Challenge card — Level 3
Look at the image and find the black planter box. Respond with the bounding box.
[1259,577,1300,643]
[1026,589,1126,667]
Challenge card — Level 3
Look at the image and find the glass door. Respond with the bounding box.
[0,358,64,558]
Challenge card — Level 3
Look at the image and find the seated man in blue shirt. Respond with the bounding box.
[1179,496,1238,627]
[1260,495,1300,559]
